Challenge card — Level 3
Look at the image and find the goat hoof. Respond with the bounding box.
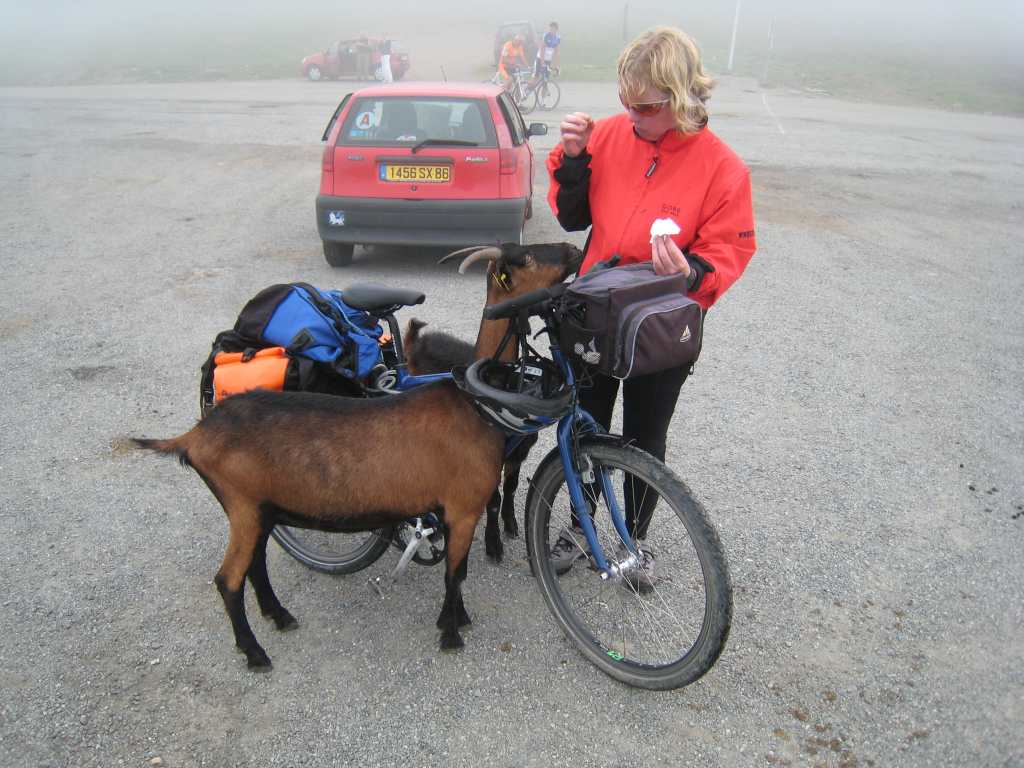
[504,521,520,538]
[485,539,504,562]
[457,608,472,628]
[273,610,298,631]
[244,648,273,670]
[439,631,465,651]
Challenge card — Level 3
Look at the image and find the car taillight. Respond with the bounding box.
[321,145,334,173]
[499,148,517,175]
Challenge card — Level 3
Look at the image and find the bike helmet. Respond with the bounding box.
[454,355,573,435]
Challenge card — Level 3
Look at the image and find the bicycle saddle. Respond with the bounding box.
[342,283,425,313]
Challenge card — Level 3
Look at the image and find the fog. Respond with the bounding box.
[1,0,1021,109]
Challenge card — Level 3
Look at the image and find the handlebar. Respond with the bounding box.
[482,283,566,320]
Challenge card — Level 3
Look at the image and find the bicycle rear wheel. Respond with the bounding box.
[271,526,391,575]
[525,440,732,690]
[535,80,561,111]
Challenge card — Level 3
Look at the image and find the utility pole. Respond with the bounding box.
[727,0,741,72]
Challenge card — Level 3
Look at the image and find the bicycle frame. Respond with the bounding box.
[544,326,642,576]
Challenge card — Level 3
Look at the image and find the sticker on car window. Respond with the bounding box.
[353,111,377,130]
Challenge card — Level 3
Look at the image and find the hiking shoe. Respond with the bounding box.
[550,526,590,575]
[618,541,656,594]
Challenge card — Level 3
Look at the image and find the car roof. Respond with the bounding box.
[349,81,504,99]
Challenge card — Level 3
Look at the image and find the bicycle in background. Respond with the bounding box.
[491,66,561,114]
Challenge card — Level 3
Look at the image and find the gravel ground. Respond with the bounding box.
[0,77,1021,768]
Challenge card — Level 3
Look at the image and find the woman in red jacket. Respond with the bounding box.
[547,26,756,584]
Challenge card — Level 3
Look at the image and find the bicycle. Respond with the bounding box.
[490,67,560,114]
[259,277,732,690]
[527,63,561,112]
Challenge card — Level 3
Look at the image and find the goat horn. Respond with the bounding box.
[437,245,492,265]
[457,247,503,275]
[439,246,503,275]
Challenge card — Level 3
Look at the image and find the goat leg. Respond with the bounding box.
[216,510,272,669]
[247,521,297,631]
[483,489,503,562]
[499,434,537,538]
[437,512,478,649]
[499,463,521,539]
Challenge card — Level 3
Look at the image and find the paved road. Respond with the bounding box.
[1,78,1021,767]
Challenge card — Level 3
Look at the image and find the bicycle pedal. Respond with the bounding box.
[366,575,390,598]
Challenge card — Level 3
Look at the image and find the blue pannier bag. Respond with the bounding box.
[233,282,383,380]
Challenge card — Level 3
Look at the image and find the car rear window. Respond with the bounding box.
[338,97,497,148]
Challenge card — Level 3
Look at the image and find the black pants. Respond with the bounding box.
[573,363,689,540]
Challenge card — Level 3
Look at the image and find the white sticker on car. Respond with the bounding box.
[328,211,346,226]
[354,111,377,130]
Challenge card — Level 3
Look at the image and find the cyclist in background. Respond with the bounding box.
[498,33,528,92]
[532,21,561,85]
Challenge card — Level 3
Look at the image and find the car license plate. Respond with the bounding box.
[380,164,451,183]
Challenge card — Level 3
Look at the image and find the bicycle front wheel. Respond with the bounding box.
[271,526,391,575]
[514,83,535,114]
[525,440,732,690]
[536,80,561,111]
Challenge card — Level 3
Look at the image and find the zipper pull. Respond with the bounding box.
[645,156,658,178]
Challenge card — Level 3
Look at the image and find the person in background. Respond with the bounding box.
[378,37,394,83]
[497,33,528,92]
[545,26,756,588]
[532,21,561,84]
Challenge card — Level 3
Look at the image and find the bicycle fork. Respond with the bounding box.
[556,415,639,580]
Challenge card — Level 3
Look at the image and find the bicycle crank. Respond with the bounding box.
[366,516,446,596]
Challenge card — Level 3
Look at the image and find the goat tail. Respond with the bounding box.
[130,436,192,469]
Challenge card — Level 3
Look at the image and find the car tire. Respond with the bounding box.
[323,241,354,267]
[307,65,322,82]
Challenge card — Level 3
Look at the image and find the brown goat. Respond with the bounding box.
[133,242,582,669]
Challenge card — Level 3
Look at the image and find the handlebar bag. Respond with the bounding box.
[558,263,703,379]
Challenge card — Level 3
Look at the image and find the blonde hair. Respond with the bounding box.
[617,27,714,134]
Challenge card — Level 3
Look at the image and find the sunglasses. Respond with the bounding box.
[619,92,671,116]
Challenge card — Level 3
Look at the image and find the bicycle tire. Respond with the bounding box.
[525,439,732,690]
[271,526,391,575]
[536,80,561,111]
[514,82,535,115]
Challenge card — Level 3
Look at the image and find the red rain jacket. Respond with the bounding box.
[547,113,756,310]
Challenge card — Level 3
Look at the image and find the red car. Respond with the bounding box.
[301,38,409,82]
[315,82,548,266]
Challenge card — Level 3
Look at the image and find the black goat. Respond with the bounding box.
[133,242,582,669]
